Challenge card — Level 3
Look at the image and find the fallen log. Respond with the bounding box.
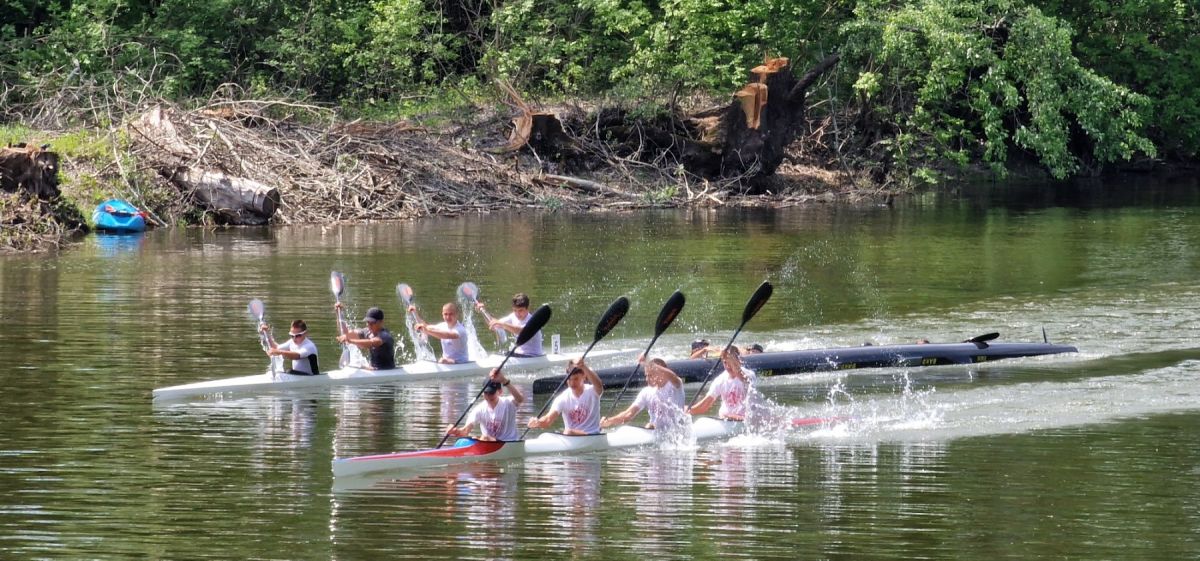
[170,167,280,225]
[536,174,633,198]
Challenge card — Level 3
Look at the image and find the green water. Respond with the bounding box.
[2,177,1200,560]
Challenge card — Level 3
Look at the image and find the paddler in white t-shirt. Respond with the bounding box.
[527,358,604,435]
[600,355,684,430]
[259,319,320,375]
[411,302,470,364]
[445,369,525,441]
[686,346,757,421]
[476,292,544,357]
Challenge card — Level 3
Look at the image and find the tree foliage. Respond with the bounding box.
[0,0,1192,181]
[841,0,1156,179]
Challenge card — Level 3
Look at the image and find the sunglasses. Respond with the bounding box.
[289,332,307,338]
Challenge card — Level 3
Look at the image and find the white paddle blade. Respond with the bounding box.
[248,299,266,321]
[330,271,345,297]
[396,283,414,305]
[458,282,480,302]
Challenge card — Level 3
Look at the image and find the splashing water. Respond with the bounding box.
[457,295,493,361]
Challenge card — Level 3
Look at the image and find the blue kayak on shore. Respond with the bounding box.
[92,199,147,233]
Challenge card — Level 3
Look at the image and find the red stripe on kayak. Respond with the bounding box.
[791,416,847,427]
[346,440,509,462]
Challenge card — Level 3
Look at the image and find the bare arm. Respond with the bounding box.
[687,394,716,415]
[600,404,640,428]
[579,360,603,398]
[527,409,559,429]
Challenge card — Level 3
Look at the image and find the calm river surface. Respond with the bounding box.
[3,177,1200,560]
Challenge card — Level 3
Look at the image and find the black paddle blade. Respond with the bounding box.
[966,332,1000,343]
[515,304,552,347]
[654,290,686,337]
[742,281,773,324]
[594,296,630,341]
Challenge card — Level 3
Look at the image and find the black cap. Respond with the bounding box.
[482,380,502,394]
[364,307,384,322]
[747,343,764,353]
[691,339,710,350]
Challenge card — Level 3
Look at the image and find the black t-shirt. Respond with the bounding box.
[359,327,396,370]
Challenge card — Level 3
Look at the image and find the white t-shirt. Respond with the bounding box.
[500,311,544,356]
[278,337,319,374]
[632,382,685,428]
[467,396,519,441]
[434,321,469,363]
[551,384,601,434]
[705,368,757,419]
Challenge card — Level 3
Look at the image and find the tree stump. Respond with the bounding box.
[0,144,60,200]
[684,54,841,189]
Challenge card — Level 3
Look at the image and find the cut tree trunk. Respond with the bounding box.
[684,53,841,190]
[170,167,279,225]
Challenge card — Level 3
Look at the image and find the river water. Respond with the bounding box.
[2,176,1199,560]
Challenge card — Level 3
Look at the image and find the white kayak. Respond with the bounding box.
[331,416,750,478]
[151,348,636,402]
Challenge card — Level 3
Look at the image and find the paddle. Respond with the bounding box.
[965,332,1000,343]
[688,280,773,407]
[330,271,355,368]
[457,281,508,347]
[396,283,435,361]
[438,304,553,448]
[248,298,276,378]
[605,290,687,415]
[520,296,630,439]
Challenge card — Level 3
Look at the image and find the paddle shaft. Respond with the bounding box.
[605,333,664,414]
[518,338,603,440]
[250,301,276,378]
[605,290,685,415]
[332,276,353,367]
[688,281,771,407]
[460,289,507,344]
[688,322,749,407]
[438,304,551,448]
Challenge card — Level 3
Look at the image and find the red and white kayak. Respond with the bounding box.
[152,348,636,402]
[331,416,834,478]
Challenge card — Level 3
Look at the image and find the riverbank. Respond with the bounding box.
[1,97,871,254]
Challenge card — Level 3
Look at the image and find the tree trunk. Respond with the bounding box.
[171,167,280,225]
[685,53,841,191]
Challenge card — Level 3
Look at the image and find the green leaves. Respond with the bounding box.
[844,0,1156,179]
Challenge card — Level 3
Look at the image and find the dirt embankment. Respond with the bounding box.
[2,93,875,254]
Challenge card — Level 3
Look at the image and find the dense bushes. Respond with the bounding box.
[0,0,1192,181]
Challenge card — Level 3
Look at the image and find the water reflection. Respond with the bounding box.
[524,455,602,554]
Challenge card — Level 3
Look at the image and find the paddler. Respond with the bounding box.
[600,355,684,430]
[527,358,604,435]
[259,319,320,375]
[686,345,756,421]
[411,302,470,364]
[335,305,396,370]
[445,369,525,441]
[476,292,545,357]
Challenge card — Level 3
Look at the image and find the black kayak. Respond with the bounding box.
[530,333,1078,394]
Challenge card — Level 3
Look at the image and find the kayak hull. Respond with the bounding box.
[152,348,636,402]
[92,198,146,233]
[532,339,1079,394]
[330,416,764,478]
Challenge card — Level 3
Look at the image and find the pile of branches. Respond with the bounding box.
[124,99,589,224]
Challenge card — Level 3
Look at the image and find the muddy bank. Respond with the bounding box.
[3,95,871,253]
